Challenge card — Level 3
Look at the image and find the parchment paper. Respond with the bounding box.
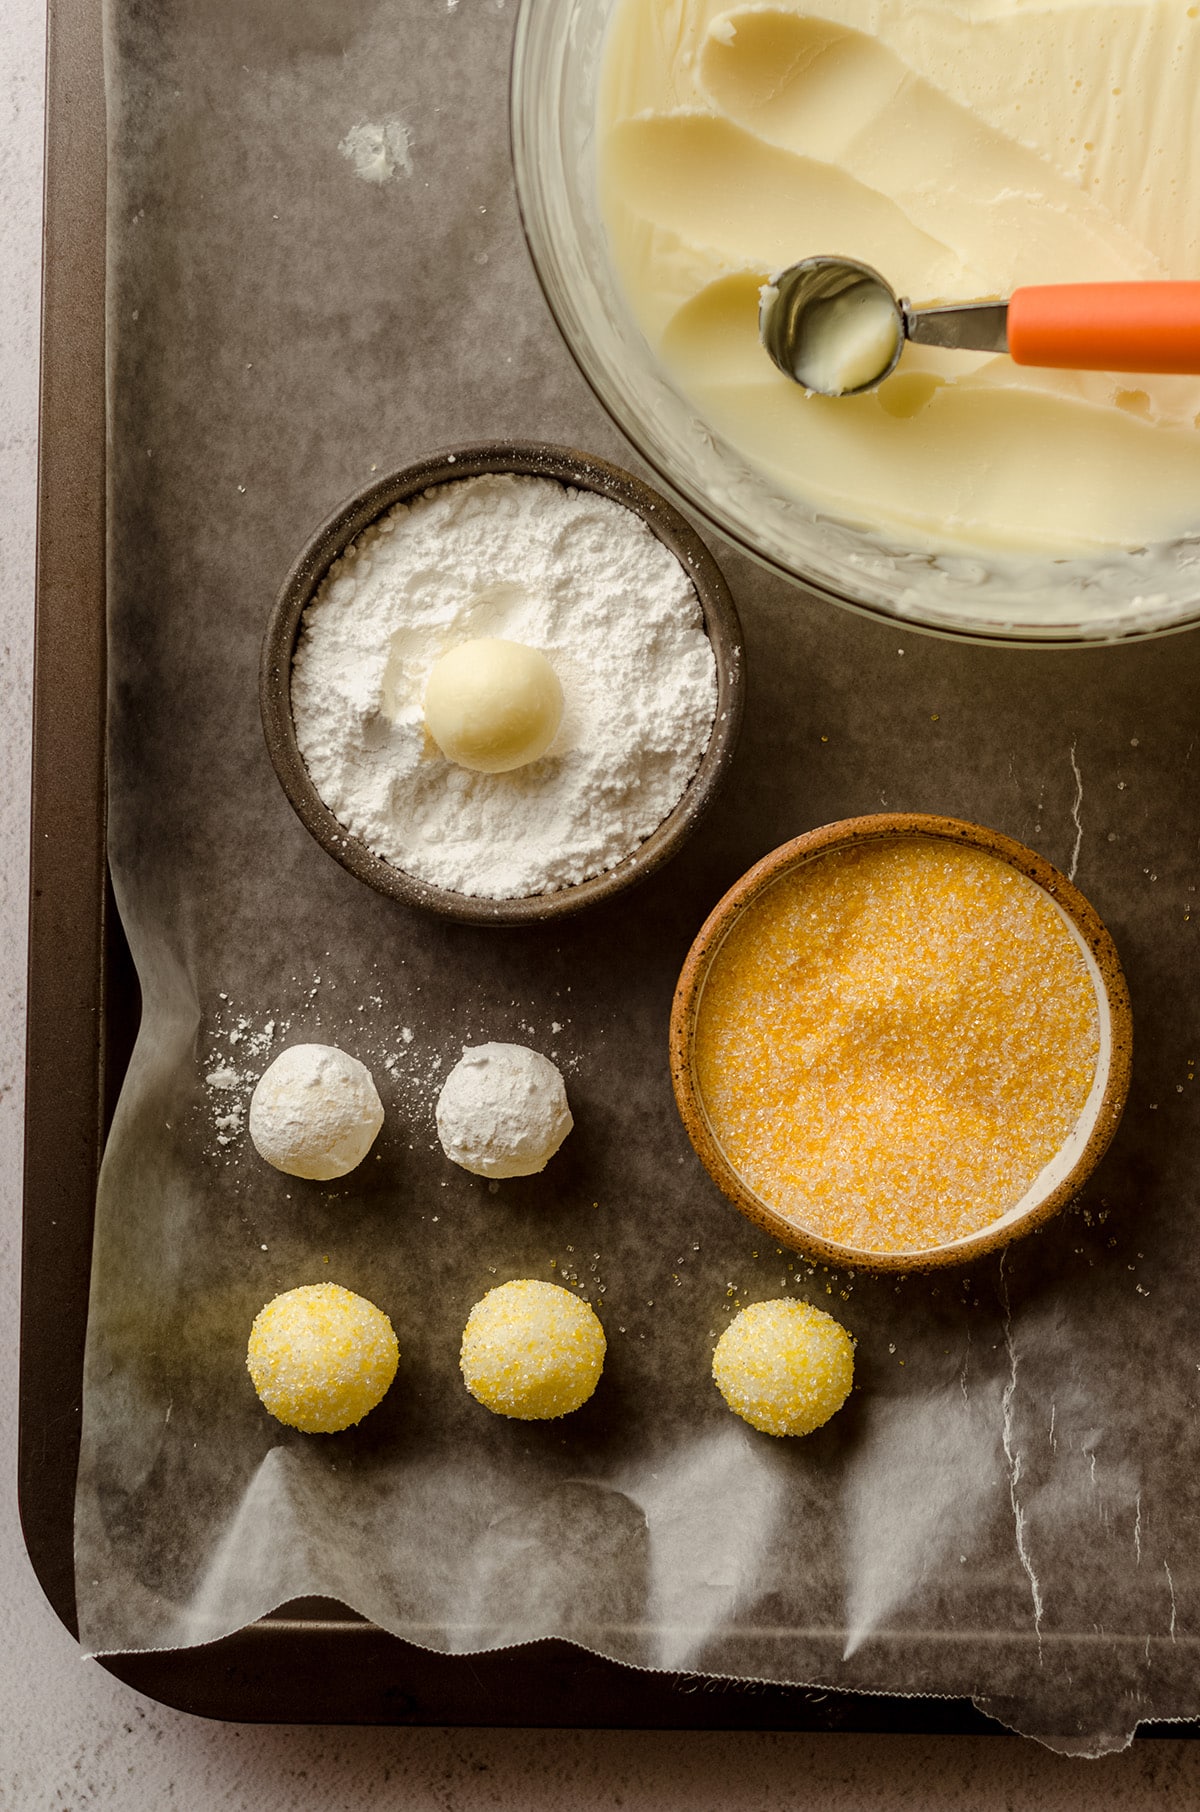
[77,0,1200,1753]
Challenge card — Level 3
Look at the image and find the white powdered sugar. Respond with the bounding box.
[202,1005,284,1153]
[291,473,719,898]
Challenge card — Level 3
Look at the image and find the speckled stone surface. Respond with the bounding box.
[6,0,1200,1800]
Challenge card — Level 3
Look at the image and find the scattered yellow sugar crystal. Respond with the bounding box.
[247,1283,398,1433]
[713,1299,854,1436]
[460,1278,606,1420]
[694,837,1100,1253]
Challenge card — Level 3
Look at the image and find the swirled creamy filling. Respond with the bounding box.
[598,0,1200,553]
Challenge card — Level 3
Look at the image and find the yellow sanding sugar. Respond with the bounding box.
[694,837,1101,1253]
[247,1283,399,1433]
[713,1299,855,1436]
[460,1278,606,1420]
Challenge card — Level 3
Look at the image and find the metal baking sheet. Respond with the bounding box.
[22,0,1200,1746]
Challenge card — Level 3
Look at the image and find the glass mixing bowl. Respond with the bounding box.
[511,0,1200,646]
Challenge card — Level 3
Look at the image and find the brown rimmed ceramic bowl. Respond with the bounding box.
[261,443,745,926]
[670,813,1133,1273]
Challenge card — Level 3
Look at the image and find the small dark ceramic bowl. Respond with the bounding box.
[261,443,745,925]
[670,813,1133,1272]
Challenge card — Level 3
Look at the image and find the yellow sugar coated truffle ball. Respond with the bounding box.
[460,1278,606,1420]
[424,637,563,773]
[712,1299,854,1437]
[247,1283,399,1433]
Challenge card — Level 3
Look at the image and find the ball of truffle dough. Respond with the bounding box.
[435,1042,572,1179]
[460,1278,606,1420]
[423,637,563,773]
[249,1043,384,1181]
[247,1283,399,1433]
[712,1299,854,1437]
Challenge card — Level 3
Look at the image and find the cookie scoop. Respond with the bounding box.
[762,256,1200,397]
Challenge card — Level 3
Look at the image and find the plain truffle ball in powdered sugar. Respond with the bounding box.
[436,1043,573,1178]
[424,637,564,773]
[290,473,719,899]
[249,1044,384,1180]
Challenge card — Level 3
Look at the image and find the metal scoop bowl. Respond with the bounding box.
[762,255,1200,397]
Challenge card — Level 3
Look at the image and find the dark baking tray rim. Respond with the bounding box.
[14,0,1184,1735]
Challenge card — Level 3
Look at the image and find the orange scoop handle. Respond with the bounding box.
[1007,282,1200,373]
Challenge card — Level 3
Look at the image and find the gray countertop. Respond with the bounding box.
[5,0,1200,1799]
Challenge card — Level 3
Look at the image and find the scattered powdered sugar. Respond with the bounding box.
[290,473,719,898]
[202,1006,288,1154]
[338,117,413,184]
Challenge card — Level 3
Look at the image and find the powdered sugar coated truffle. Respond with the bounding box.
[249,1043,384,1180]
[435,1042,572,1178]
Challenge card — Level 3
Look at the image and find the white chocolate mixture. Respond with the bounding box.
[599,0,1200,553]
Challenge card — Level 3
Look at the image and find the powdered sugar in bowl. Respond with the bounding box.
[261,444,745,924]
